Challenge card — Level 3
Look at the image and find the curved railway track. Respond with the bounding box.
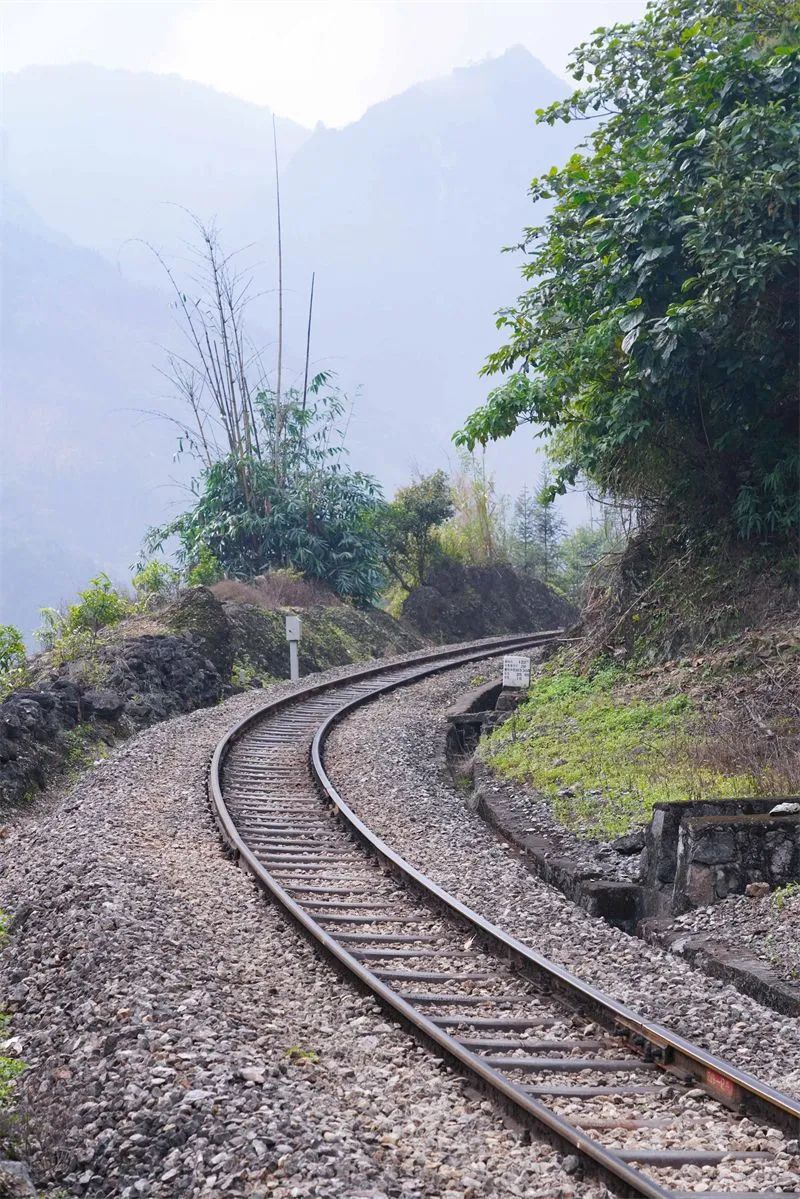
[209,633,800,1199]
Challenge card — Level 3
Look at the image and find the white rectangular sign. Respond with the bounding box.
[502,654,531,689]
[285,614,301,642]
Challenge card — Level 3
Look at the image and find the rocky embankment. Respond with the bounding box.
[0,588,424,810]
[402,563,576,643]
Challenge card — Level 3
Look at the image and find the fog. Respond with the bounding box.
[1,2,647,635]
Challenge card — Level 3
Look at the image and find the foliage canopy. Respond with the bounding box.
[457,0,799,542]
[150,378,384,603]
[375,470,454,591]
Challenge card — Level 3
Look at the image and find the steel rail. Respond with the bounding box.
[312,675,800,1136]
[209,632,800,1199]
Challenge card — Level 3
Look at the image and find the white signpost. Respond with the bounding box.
[502,654,531,690]
[285,614,302,682]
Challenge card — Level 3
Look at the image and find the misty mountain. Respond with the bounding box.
[2,64,310,276]
[0,198,188,635]
[279,46,577,480]
[2,49,581,636]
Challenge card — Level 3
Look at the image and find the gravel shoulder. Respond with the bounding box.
[472,761,643,885]
[0,657,603,1199]
[325,658,800,1100]
[661,889,800,990]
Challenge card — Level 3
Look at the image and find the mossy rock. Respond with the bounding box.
[223,601,425,680]
[164,587,234,677]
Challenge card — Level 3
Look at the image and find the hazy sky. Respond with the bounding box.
[4,0,649,128]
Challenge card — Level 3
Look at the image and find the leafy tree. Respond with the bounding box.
[438,452,511,566]
[376,470,454,591]
[148,221,384,604]
[149,379,384,603]
[559,516,626,603]
[457,0,799,543]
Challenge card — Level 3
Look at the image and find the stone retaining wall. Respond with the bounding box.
[674,813,800,910]
[641,797,786,916]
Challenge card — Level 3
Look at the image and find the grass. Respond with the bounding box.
[62,723,107,773]
[286,1046,319,1064]
[481,662,761,839]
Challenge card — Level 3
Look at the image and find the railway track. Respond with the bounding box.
[209,632,800,1198]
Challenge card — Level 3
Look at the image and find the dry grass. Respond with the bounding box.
[634,616,800,798]
[211,571,340,611]
[683,644,800,796]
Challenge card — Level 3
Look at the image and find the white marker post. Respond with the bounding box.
[502,654,531,690]
[285,614,302,682]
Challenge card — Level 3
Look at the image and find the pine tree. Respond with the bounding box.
[531,468,567,584]
[512,485,537,570]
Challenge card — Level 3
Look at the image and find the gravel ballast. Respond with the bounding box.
[663,889,800,989]
[0,657,608,1199]
[325,658,800,1100]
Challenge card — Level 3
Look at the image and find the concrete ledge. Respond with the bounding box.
[473,773,642,931]
[444,680,503,721]
[641,918,800,1017]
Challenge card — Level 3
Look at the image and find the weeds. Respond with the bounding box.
[0,911,26,1121]
[772,882,800,912]
[230,655,277,688]
[286,1046,319,1064]
[62,724,105,772]
[212,568,338,610]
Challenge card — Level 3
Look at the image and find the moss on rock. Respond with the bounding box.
[223,601,425,680]
[164,587,234,677]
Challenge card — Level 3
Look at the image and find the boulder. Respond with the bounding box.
[164,586,234,678]
[0,1161,36,1198]
[612,829,646,855]
[82,689,124,720]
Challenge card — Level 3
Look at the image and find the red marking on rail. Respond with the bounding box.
[706,1069,739,1102]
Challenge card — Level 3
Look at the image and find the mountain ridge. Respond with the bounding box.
[1,47,582,636]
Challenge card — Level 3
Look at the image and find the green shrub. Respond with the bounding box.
[773,882,800,912]
[68,573,129,634]
[0,626,25,674]
[0,626,29,699]
[36,575,130,660]
[185,545,223,587]
[133,559,181,604]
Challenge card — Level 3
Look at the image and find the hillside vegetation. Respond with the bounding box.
[482,616,800,839]
[464,0,799,836]
[458,0,798,636]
